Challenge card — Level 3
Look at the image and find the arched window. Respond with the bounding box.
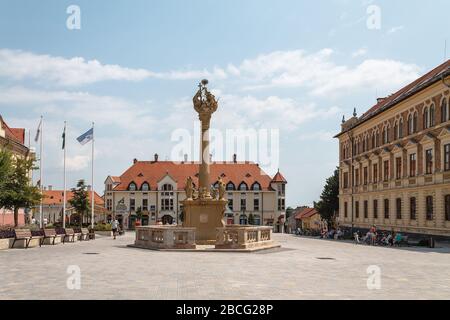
[394,121,399,140]
[371,134,376,149]
[226,182,235,191]
[383,126,390,144]
[239,182,248,191]
[408,113,417,135]
[441,98,448,123]
[251,182,261,191]
[399,118,403,138]
[430,104,435,127]
[128,182,137,191]
[141,182,150,191]
[423,107,429,129]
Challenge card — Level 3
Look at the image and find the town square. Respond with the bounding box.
[1,0,450,305]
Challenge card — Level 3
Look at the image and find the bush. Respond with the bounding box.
[94,223,112,231]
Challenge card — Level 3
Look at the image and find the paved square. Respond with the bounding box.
[1,233,450,300]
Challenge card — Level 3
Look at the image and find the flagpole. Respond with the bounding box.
[39,116,43,229]
[91,122,95,229]
[63,121,67,229]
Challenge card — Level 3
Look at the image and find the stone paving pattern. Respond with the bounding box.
[1,233,449,300]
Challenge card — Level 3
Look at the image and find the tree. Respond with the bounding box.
[285,207,294,219]
[315,168,339,223]
[0,154,42,227]
[248,213,255,225]
[0,150,12,190]
[69,179,90,227]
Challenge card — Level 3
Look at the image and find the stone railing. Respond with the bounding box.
[134,226,196,250]
[215,225,277,250]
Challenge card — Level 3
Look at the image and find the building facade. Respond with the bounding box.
[336,60,450,237]
[0,116,32,226]
[104,154,287,231]
[39,187,106,225]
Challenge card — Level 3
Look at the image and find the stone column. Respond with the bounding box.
[199,112,212,199]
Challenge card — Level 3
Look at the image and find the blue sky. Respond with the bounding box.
[0,0,449,207]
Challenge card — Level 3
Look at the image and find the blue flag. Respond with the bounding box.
[77,128,94,145]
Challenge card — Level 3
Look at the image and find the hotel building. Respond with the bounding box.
[336,60,450,237]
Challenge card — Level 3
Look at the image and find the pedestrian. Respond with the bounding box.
[111,218,119,240]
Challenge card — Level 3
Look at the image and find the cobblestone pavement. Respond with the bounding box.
[1,233,450,300]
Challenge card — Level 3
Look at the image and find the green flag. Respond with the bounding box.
[62,123,66,150]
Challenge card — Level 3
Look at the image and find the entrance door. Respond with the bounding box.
[162,215,173,225]
[141,215,149,226]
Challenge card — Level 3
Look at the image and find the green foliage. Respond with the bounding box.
[68,179,90,227]
[0,152,42,227]
[135,207,143,220]
[285,207,294,218]
[94,223,112,231]
[315,168,339,223]
[248,213,255,225]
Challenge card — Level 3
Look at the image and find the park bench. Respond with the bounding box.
[62,228,76,243]
[12,229,43,249]
[42,228,58,246]
[80,228,90,241]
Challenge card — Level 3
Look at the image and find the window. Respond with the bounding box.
[254,198,260,211]
[343,172,349,188]
[426,196,433,220]
[355,201,359,218]
[106,199,112,211]
[252,182,261,191]
[383,160,389,181]
[445,195,450,221]
[364,200,368,219]
[363,167,368,185]
[239,182,248,191]
[441,98,448,123]
[373,163,378,183]
[277,198,285,211]
[384,199,389,219]
[425,149,433,175]
[396,157,402,180]
[141,183,149,191]
[444,144,450,171]
[228,193,233,210]
[371,134,376,149]
[161,184,174,211]
[383,127,390,144]
[355,168,359,186]
[161,198,174,211]
[128,182,137,191]
[408,113,417,135]
[373,199,378,219]
[396,198,402,220]
[130,199,136,211]
[226,182,235,191]
[410,197,416,220]
[344,202,348,218]
[241,198,247,211]
[398,118,403,139]
[142,199,148,211]
[430,104,435,127]
[423,107,429,129]
[409,153,416,177]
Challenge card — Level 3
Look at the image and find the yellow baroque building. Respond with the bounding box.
[335,60,450,237]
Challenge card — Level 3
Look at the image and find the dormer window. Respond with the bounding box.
[226,182,235,191]
[141,182,150,191]
[128,182,137,191]
[239,182,248,191]
[251,182,261,191]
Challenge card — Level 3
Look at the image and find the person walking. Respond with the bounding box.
[111,219,119,240]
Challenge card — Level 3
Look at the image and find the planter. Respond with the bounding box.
[95,231,112,237]
[12,237,41,249]
[0,238,14,250]
[42,235,63,245]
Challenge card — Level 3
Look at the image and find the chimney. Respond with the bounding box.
[154,153,159,162]
[133,158,138,164]
[377,97,386,104]
[233,154,237,163]
[48,185,52,191]
[184,154,188,162]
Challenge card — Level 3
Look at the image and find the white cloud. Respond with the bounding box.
[352,48,368,57]
[231,49,420,96]
[0,49,228,86]
[65,155,90,171]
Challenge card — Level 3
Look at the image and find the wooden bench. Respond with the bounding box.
[62,228,76,243]
[42,228,58,245]
[80,228,90,241]
[12,229,43,249]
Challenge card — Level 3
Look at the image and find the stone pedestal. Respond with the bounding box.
[133,226,196,250]
[182,198,227,244]
[215,225,280,251]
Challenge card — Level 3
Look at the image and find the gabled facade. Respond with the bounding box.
[104,154,287,231]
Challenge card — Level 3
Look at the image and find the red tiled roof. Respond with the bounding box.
[337,59,450,136]
[110,176,121,183]
[0,116,26,145]
[271,170,287,183]
[294,207,319,220]
[42,190,104,206]
[112,161,275,191]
